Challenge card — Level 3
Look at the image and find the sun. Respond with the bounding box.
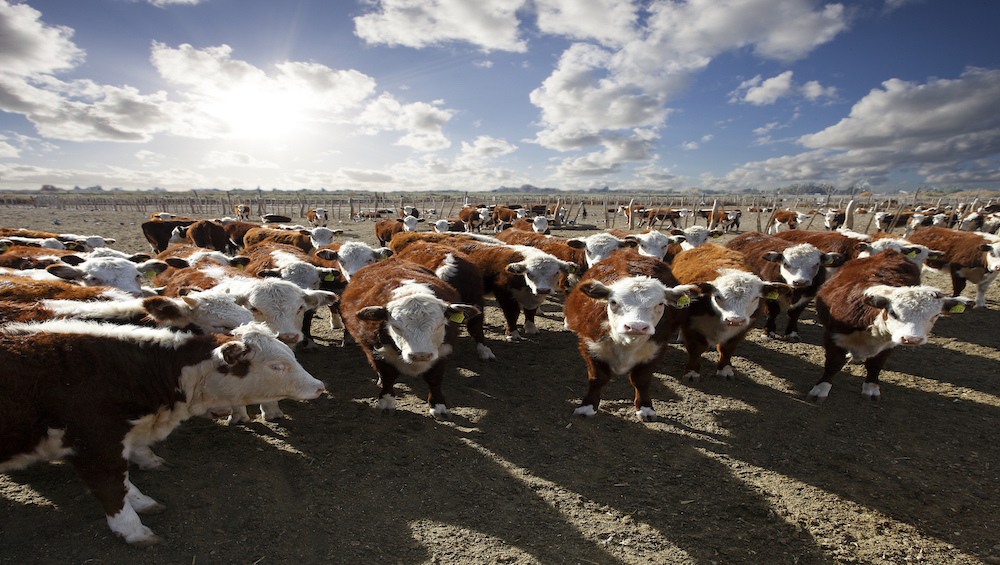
[206,84,308,140]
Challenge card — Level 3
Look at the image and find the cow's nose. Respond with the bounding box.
[900,335,926,345]
[278,332,302,344]
[535,288,552,295]
[407,352,434,362]
[724,316,747,326]
[622,322,651,335]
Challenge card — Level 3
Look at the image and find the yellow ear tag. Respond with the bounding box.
[449,312,466,323]
[0,245,7,251]
[676,295,691,307]
[712,233,721,238]
[324,273,337,282]
[334,233,341,238]
[144,270,156,278]
[237,263,244,270]
[949,303,966,314]
[823,257,835,265]
[765,291,780,300]
[567,265,576,273]
[907,250,917,258]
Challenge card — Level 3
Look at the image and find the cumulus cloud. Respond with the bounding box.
[200,150,279,169]
[0,140,18,158]
[0,0,82,76]
[534,0,638,47]
[457,135,517,166]
[354,0,527,52]
[355,93,454,151]
[730,71,837,105]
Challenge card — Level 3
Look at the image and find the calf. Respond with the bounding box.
[234,204,251,221]
[432,218,465,233]
[222,220,264,251]
[340,259,478,418]
[494,230,588,293]
[663,225,723,262]
[306,208,329,227]
[906,227,1000,307]
[874,211,915,232]
[0,321,324,546]
[565,253,697,420]
[671,243,791,381]
[184,219,229,252]
[243,226,337,253]
[642,207,683,229]
[809,250,970,402]
[140,219,196,254]
[607,229,683,260]
[394,242,495,360]
[44,256,169,298]
[823,209,846,230]
[375,216,419,246]
[774,229,871,261]
[769,210,809,233]
[458,207,482,232]
[511,216,549,234]
[727,231,842,340]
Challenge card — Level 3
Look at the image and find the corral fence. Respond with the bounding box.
[1,191,991,234]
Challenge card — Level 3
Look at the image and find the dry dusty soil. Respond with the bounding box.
[1,206,999,565]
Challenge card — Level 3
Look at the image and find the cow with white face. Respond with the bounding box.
[45,256,169,297]
[670,225,723,250]
[565,261,698,421]
[568,233,638,268]
[855,238,940,270]
[672,244,792,381]
[315,241,392,282]
[341,259,478,419]
[810,249,971,402]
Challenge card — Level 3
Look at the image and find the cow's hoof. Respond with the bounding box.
[573,405,597,417]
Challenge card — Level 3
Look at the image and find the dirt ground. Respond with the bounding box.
[0,206,998,565]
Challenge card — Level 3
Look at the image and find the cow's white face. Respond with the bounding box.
[678,226,712,249]
[309,227,335,248]
[580,276,689,344]
[864,285,969,346]
[202,323,325,413]
[981,239,1000,272]
[516,208,528,218]
[433,219,449,233]
[382,283,452,367]
[572,233,634,267]
[227,279,337,344]
[506,248,574,303]
[631,230,672,259]
[46,257,166,297]
[857,239,936,267]
[765,243,825,288]
[700,270,769,327]
[335,242,386,281]
[824,210,840,230]
[531,216,548,233]
[168,291,255,334]
[402,216,419,232]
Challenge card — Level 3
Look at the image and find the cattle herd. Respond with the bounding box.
[1,200,998,551]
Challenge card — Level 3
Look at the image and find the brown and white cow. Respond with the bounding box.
[511,216,549,234]
[140,219,196,254]
[774,229,871,261]
[44,256,169,298]
[234,204,251,221]
[809,249,971,402]
[727,231,842,340]
[432,218,465,233]
[769,210,809,233]
[458,206,483,232]
[606,229,684,261]
[184,219,229,252]
[375,216,419,246]
[906,227,1000,308]
[394,242,494,360]
[671,243,791,381]
[565,253,698,420]
[243,226,339,253]
[0,276,135,302]
[0,320,324,545]
[340,258,478,418]
[306,208,329,227]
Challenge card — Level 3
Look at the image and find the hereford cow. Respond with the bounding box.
[727,231,843,340]
[0,276,134,302]
[458,207,483,232]
[511,216,549,234]
[809,250,971,402]
[874,211,915,232]
[565,253,698,420]
[823,209,846,230]
[141,219,196,254]
[306,208,329,227]
[340,259,478,418]
[0,321,324,546]
[642,207,683,229]
[432,218,465,233]
[774,229,872,262]
[769,210,809,233]
[234,204,251,221]
[242,226,338,253]
[184,219,229,252]
[906,227,1000,308]
[44,256,169,298]
[394,242,494,360]
[606,229,684,261]
[671,243,791,381]
[375,216,419,246]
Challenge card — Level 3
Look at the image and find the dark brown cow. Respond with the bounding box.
[809,250,971,402]
[671,243,791,381]
[906,226,1000,307]
[0,320,324,545]
[727,231,842,340]
[184,219,229,252]
[340,258,478,419]
[375,217,418,246]
[141,219,196,254]
[223,220,264,251]
[565,253,697,420]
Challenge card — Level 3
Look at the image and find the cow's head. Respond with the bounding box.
[231,279,338,344]
[506,248,577,301]
[578,276,699,343]
[762,243,841,288]
[46,257,169,297]
[980,239,1000,272]
[324,241,392,281]
[568,233,637,268]
[864,285,972,346]
[695,269,791,327]
[143,290,254,334]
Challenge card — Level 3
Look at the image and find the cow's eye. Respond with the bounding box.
[269,364,285,371]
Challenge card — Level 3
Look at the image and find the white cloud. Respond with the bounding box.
[473,60,493,68]
[200,150,279,169]
[0,140,18,158]
[0,0,82,76]
[534,0,638,48]
[457,135,517,166]
[356,93,454,151]
[353,0,527,53]
[681,141,699,150]
[730,71,837,105]
[135,149,163,162]
[147,0,206,6]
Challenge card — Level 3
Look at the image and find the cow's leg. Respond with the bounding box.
[808,333,848,403]
[70,451,160,546]
[629,352,667,421]
[680,328,709,382]
[949,264,968,297]
[299,308,318,350]
[716,327,752,379]
[973,272,998,308]
[466,310,495,360]
[227,405,253,424]
[522,307,539,335]
[575,356,613,417]
[861,347,895,400]
[421,360,451,420]
[783,296,813,341]
[760,300,781,338]
[494,292,523,340]
[373,361,401,414]
[259,401,284,420]
[129,445,165,470]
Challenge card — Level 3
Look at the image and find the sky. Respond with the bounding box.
[0,0,998,194]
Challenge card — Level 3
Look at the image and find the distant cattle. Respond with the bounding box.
[769,210,809,233]
[243,226,339,253]
[235,204,251,221]
[459,207,483,232]
[906,227,1000,308]
[809,250,971,402]
[0,321,324,545]
[340,258,478,419]
[375,216,419,246]
[306,208,329,228]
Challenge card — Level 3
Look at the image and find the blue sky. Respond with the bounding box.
[1,0,998,193]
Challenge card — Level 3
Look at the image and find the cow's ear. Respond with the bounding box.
[621,238,638,248]
[220,341,249,365]
[854,242,873,254]
[357,306,388,321]
[229,256,250,268]
[45,264,83,281]
[138,260,170,275]
[445,304,480,325]
[165,257,189,269]
[578,280,611,300]
[315,249,338,261]
[506,262,528,274]
[695,282,715,295]
[143,295,183,321]
[376,248,393,260]
[821,253,845,267]
[305,290,339,309]
[59,254,85,266]
[762,283,792,298]
[567,239,587,249]
[670,229,684,236]
[978,244,993,252]
[863,294,890,310]
[129,253,153,263]
[762,252,784,263]
[665,284,700,308]
[942,297,972,314]
[257,269,281,279]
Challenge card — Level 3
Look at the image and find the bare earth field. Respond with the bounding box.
[0,206,998,565]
